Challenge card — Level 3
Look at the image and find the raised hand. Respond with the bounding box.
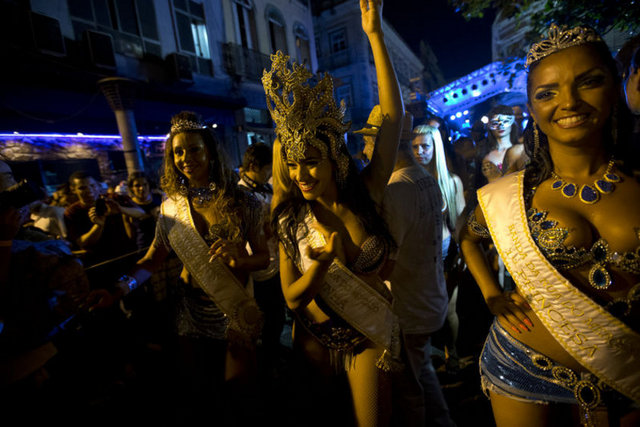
[88,206,106,226]
[360,0,383,36]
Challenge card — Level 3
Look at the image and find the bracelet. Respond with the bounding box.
[0,240,12,247]
[115,275,139,296]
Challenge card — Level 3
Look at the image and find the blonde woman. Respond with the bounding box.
[412,124,465,371]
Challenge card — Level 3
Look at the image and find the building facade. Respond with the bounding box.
[1,0,316,187]
[313,0,423,152]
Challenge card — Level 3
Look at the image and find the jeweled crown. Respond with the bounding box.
[262,51,350,180]
[170,120,205,135]
[526,23,603,70]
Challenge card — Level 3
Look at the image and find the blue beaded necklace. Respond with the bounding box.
[550,159,621,204]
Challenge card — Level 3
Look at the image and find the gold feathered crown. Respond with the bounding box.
[526,23,603,70]
[262,51,351,182]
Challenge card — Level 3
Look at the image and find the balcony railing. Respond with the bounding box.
[222,43,271,82]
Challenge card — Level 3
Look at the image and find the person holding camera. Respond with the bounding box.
[64,171,145,269]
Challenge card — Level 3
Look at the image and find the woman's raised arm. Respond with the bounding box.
[360,0,404,205]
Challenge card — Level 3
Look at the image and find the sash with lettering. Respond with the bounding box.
[295,207,401,371]
[161,195,263,343]
[478,171,640,403]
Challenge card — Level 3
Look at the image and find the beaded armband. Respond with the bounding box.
[116,275,139,296]
[467,210,491,239]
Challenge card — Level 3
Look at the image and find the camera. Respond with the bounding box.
[0,179,46,209]
[94,197,108,216]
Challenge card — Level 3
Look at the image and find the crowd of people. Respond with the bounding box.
[1,1,640,425]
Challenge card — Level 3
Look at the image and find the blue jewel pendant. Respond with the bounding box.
[561,183,577,198]
[589,265,611,289]
[551,161,618,205]
[604,173,621,183]
[579,185,599,204]
[594,180,614,194]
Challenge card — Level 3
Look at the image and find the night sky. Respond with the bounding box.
[382,0,495,82]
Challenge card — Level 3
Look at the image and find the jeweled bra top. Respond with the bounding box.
[348,234,391,276]
[467,206,640,321]
[526,208,640,284]
[526,207,640,322]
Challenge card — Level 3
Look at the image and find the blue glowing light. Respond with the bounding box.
[0,132,167,141]
[472,90,481,97]
[463,110,469,115]
[456,112,462,118]
[450,115,456,121]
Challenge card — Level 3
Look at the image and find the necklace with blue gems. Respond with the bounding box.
[550,159,621,204]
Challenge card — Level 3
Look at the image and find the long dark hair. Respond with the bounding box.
[523,40,626,190]
[272,131,396,265]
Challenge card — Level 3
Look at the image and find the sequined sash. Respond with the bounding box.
[478,171,640,404]
[161,195,263,342]
[296,208,401,370]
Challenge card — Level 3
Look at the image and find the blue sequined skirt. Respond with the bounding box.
[479,320,607,409]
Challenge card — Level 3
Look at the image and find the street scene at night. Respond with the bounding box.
[1,0,640,426]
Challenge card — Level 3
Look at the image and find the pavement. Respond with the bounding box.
[3,280,499,426]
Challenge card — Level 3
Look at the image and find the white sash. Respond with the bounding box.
[478,171,640,403]
[161,195,263,342]
[296,208,400,369]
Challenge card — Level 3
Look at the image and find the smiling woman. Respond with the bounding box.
[86,111,270,423]
[527,47,618,152]
[460,24,640,427]
[285,146,335,201]
[265,1,404,425]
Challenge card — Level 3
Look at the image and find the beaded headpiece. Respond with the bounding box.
[170,119,205,135]
[262,51,351,183]
[526,23,603,70]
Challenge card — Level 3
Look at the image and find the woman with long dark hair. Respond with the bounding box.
[461,24,640,426]
[265,1,403,424]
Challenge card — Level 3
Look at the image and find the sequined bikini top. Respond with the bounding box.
[348,234,390,275]
[527,208,640,288]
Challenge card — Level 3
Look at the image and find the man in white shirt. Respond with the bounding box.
[357,109,453,426]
